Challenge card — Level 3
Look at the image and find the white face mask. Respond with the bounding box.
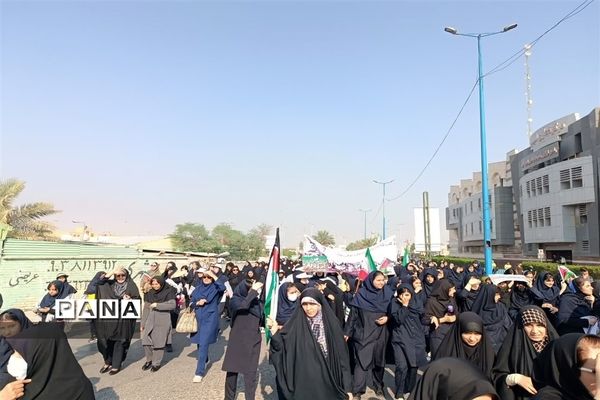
[287,293,299,302]
[7,354,28,380]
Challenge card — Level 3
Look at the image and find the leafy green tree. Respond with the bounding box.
[0,179,59,240]
[169,223,213,252]
[314,230,335,246]
[282,248,297,258]
[346,237,378,251]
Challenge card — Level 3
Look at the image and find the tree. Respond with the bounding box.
[314,230,335,246]
[0,179,59,240]
[346,237,378,251]
[282,248,297,258]
[169,223,216,252]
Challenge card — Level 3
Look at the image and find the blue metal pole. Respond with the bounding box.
[382,184,386,240]
[477,35,493,275]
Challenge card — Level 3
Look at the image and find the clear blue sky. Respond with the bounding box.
[1,0,598,247]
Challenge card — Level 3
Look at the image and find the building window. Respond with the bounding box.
[478,198,481,210]
[527,210,533,228]
[560,169,571,190]
[470,222,474,234]
[582,240,590,252]
[490,219,493,232]
[478,221,482,233]
[536,176,543,196]
[544,207,551,226]
[575,133,583,154]
[543,175,549,193]
[526,181,531,198]
[520,185,523,198]
[572,166,583,188]
[470,202,473,213]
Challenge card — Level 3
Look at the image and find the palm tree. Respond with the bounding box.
[0,179,59,240]
[314,230,335,246]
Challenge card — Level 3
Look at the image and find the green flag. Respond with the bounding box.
[365,248,377,272]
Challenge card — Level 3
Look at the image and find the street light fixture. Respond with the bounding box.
[373,180,395,240]
[444,23,517,275]
[72,220,88,241]
[358,209,371,240]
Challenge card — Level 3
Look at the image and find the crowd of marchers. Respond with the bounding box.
[0,258,599,400]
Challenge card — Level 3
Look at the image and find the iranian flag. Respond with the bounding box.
[359,247,378,281]
[264,228,281,341]
[558,265,577,282]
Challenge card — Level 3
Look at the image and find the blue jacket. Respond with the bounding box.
[189,276,226,345]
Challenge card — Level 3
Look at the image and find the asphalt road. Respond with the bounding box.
[72,320,396,400]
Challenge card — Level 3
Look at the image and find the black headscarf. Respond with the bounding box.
[434,312,495,379]
[144,276,177,304]
[84,271,106,295]
[493,305,559,400]
[424,279,456,318]
[350,271,394,313]
[532,333,595,400]
[0,309,31,387]
[270,288,351,400]
[530,272,560,304]
[229,279,263,323]
[420,268,438,298]
[38,281,69,308]
[276,282,298,325]
[446,265,465,289]
[409,357,499,400]
[472,284,505,325]
[95,270,140,342]
[6,321,94,399]
[509,282,535,319]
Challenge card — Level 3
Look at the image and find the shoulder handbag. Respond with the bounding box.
[176,306,198,333]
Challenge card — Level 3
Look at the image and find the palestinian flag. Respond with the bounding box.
[264,228,281,341]
[379,258,395,276]
[558,264,577,282]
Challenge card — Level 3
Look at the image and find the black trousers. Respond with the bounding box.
[224,371,257,400]
[89,320,97,339]
[98,339,130,369]
[352,364,384,395]
[393,345,417,396]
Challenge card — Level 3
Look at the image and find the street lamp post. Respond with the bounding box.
[72,220,87,241]
[445,23,517,275]
[373,180,394,240]
[358,209,371,239]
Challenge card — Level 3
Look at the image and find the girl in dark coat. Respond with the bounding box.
[2,309,95,400]
[36,280,70,323]
[222,278,263,400]
[434,311,495,379]
[532,333,599,400]
[424,279,458,356]
[529,272,561,326]
[95,268,140,375]
[493,306,558,400]
[388,284,427,399]
[141,276,176,372]
[471,284,513,353]
[270,288,352,400]
[190,269,226,382]
[317,278,346,326]
[344,271,394,398]
[557,276,597,335]
[409,357,499,400]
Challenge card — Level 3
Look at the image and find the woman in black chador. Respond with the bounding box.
[492,305,558,400]
[409,357,499,400]
[270,288,352,400]
[95,267,141,375]
[424,278,458,356]
[434,311,495,380]
[344,271,394,398]
[471,284,512,353]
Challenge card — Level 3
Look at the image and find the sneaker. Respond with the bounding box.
[88,338,97,344]
[192,375,203,383]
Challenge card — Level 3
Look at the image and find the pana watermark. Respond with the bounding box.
[55,299,142,320]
